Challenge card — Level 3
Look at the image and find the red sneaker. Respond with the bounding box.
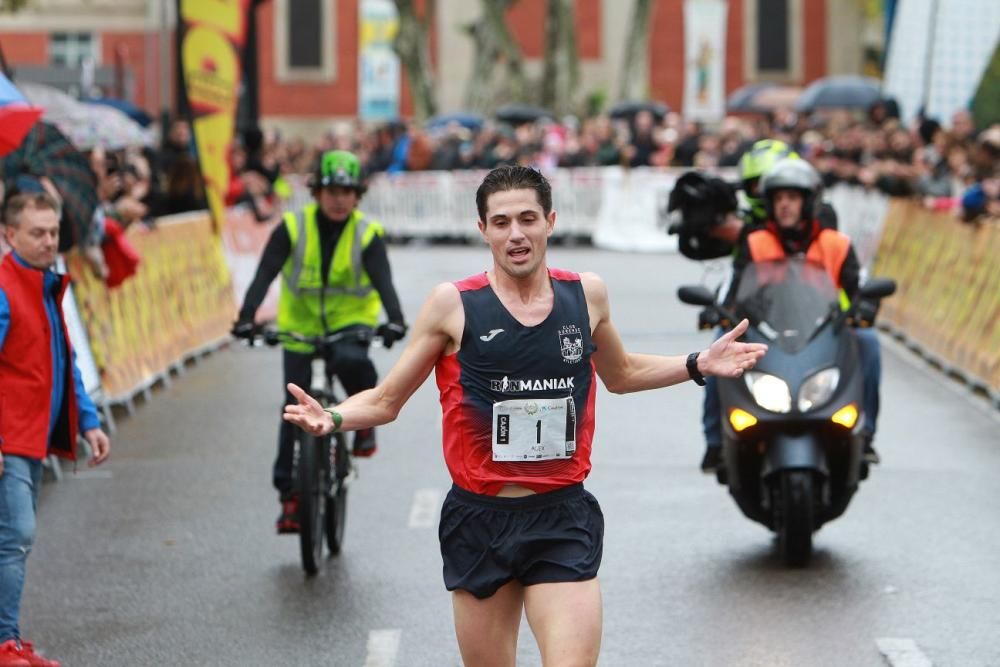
[276,494,300,534]
[15,642,59,667]
[0,640,29,667]
[352,428,377,457]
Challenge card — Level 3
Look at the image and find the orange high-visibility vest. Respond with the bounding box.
[746,226,851,289]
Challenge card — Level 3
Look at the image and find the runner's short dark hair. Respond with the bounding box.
[476,165,552,222]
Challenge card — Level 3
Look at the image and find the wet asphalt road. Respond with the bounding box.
[22,245,1000,666]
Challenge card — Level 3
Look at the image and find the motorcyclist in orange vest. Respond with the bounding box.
[733,158,860,295]
[726,158,882,464]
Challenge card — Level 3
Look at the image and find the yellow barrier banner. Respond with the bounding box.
[873,201,1000,392]
[179,0,247,232]
[66,213,235,400]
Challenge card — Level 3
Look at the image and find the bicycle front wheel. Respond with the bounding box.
[297,432,329,576]
[325,434,349,554]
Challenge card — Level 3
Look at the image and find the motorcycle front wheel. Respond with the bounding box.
[774,469,814,567]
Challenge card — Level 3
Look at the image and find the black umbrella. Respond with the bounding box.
[727,83,774,111]
[608,100,670,121]
[494,105,554,125]
[727,83,802,113]
[1,121,98,251]
[794,75,883,112]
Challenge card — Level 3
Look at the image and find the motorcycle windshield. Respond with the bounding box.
[733,259,840,353]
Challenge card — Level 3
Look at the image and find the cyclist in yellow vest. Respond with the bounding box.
[233,150,407,533]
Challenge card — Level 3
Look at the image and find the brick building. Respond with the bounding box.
[0,0,877,137]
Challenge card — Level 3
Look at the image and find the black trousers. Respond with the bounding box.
[273,325,377,496]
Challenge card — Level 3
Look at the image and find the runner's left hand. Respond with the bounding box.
[284,383,333,436]
[698,319,768,378]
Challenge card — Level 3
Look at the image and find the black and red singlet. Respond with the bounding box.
[434,269,598,495]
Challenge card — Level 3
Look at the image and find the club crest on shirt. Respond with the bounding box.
[557,324,583,364]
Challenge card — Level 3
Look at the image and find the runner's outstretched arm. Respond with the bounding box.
[581,272,767,394]
[284,282,462,436]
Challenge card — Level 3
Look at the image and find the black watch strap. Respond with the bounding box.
[686,352,706,386]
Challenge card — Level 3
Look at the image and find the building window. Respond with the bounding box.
[50,32,98,68]
[275,0,336,83]
[744,0,802,82]
[757,0,788,72]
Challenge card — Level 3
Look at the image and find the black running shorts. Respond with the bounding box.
[438,483,604,599]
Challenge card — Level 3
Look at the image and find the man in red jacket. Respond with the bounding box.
[0,191,111,667]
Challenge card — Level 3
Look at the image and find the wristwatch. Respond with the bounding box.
[686,352,706,386]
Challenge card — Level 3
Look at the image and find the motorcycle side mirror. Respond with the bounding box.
[858,278,897,300]
[677,285,715,307]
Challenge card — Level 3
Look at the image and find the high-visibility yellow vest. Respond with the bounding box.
[277,204,384,352]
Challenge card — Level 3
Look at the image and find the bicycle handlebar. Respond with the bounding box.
[249,327,376,350]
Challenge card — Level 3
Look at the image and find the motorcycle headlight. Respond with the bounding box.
[798,367,840,412]
[744,372,791,413]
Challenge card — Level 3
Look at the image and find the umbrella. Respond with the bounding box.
[794,75,883,112]
[608,100,670,121]
[0,72,44,157]
[84,96,154,127]
[727,83,801,113]
[425,112,485,132]
[19,81,152,151]
[726,83,774,110]
[495,105,554,125]
[1,122,98,252]
[64,104,153,151]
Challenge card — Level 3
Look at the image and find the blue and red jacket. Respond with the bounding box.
[0,252,100,461]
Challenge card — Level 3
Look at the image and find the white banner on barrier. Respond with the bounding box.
[594,168,678,252]
[285,168,888,263]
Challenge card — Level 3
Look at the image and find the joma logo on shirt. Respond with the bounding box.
[490,376,575,393]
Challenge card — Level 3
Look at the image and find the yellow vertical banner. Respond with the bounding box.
[179,0,247,233]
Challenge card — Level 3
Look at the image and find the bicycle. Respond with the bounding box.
[253,327,376,575]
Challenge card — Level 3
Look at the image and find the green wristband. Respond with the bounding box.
[324,408,343,432]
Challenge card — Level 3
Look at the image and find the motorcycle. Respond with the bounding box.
[678,258,896,566]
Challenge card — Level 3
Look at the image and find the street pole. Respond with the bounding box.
[920,0,940,118]
[160,0,171,141]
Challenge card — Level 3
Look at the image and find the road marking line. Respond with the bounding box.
[408,488,442,528]
[876,638,933,667]
[70,470,114,480]
[363,629,401,667]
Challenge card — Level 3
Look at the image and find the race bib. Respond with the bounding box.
[492,397,577,461]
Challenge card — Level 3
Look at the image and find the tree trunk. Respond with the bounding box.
[555,0,579,113]
[393,0,438,121]
[541,0,580,113]
[463,0,527,111]
[0,0,31,13]
[618,0,654,102]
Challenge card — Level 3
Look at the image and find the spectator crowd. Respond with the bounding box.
[4,98,999,278]
[241,101,1000,224]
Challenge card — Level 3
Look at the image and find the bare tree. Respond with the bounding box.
[617,0,654,101]
[541,0,579,114]
[392,0,438,121]
[463,0,528,111]
[0,0,30,12]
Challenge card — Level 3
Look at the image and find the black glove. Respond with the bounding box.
[376,322,408,349]
[231,318,257,340]
[854,298,881,328]
[697,306,720,331]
